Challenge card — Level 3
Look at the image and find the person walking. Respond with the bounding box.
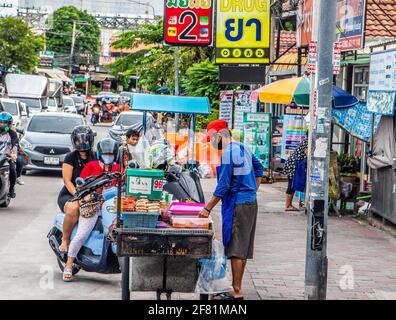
[283,140,308,211]
[199,120,264,300]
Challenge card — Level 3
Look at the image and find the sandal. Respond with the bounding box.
[213,292,244,300]
[285,207,299,212]
[63,267,73,282]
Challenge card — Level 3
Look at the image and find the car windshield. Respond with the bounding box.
[47,98,57,107]
[28,116,83,134]
[115,114,143,126]
[63,98,74,107]
[17,98,41,109]
[71,96,84,103]
[0,101,18,115]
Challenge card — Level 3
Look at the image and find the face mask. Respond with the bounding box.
[101,155,115,165]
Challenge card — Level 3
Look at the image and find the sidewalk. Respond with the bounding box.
[203,179,396,300]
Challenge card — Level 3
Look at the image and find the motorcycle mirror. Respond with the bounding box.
[16,127,25,135]
[128,160,138,169]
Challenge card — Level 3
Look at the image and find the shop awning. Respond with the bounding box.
[36,68,72,83]
[90,73,115,82]
[270,53,308,76]
[132,93,210,115]
[341,54,371,67]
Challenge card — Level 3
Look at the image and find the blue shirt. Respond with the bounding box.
[213,142,264,205]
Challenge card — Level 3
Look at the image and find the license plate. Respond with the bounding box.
[44,157,60,165]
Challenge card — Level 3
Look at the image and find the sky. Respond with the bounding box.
[0,0,18,16]
[0,0,165,17]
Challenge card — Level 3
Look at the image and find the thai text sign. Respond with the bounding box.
[336,0,366,51]
[215,0,271,64]
[164,0,214,46]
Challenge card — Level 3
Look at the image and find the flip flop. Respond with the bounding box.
[285,207,299,212]
[213,292,244,300]
[63,267,73,282]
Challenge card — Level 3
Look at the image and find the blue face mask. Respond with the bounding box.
[101,155,115,165]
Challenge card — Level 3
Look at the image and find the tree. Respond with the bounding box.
[46,6,100,65]
[108,19,214,93]
[184,59,220,130]
[0,17,44,72]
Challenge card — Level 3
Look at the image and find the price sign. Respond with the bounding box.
[153,179,164,191]
[164,0,214,46]
[215,0,271,64]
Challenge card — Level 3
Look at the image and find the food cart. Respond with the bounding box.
[114,93,214,300]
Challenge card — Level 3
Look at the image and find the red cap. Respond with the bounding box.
[202,119,229,143]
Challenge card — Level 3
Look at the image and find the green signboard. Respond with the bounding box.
[243,112,271,169]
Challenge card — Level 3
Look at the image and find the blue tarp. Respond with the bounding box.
[332,101,382,142]
[132,93,211,115]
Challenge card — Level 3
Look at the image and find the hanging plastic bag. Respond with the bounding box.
[195,240,232,294]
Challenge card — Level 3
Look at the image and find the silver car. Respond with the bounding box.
[20,112,85,172]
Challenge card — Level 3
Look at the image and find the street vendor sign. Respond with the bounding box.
[215,0,271,64]
[164,0,214,46]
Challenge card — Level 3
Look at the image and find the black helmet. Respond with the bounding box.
[71,125,94,151]
[96,138,119,165]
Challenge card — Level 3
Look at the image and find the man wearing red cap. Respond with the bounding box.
[200,119,264,300]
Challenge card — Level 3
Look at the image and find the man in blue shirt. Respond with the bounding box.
[200,120,264,300]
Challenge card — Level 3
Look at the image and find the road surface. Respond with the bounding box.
[0,123,124,300]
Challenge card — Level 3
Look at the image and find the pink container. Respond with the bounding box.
[168,202,205,216]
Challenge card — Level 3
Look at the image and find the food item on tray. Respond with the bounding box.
[114,196,136,212]
[134,197,161,213]
[171,217,210,230]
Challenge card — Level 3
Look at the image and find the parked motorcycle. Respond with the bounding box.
[48,172,123,275]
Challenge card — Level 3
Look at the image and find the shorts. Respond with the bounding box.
[286,177,294,195]
[225,201,258,260]
[57,192,73,213]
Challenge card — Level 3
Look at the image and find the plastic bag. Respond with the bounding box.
[195,240,232,294]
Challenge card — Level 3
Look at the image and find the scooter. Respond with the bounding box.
[48,172,122,276]
[0,153,11,208]
[164,163,205,203]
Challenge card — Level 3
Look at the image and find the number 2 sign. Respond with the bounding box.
[164,0,214,46]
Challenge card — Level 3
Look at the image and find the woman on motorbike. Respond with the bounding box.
[63,138,120,282]
[58,126,96,253]
[0,112,19,198]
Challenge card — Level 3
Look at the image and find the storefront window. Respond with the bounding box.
[352,66,369,101]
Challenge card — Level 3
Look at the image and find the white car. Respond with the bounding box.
[0,98,29,128]
[62,96,77,113]
[46,97,59,112]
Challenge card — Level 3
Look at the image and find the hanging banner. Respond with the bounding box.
[164,0,214,46]
[297,0,313,47]
[336,0,366,51]
[281,115,308,161]
[332,101,382,142]
[233,90,254,130]
[219,90,234,127]
[242,112,271,169]
[272,116,284,171]
[215,0,271,64]
[367,49,396,115]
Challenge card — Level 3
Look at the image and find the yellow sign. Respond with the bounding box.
[215,0,271,64]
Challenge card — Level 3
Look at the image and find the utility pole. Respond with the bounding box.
[174,47,180,132]
[304,0,337,300]
[68,20,77,77]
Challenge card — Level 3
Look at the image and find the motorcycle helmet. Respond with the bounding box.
[96,138,119,165]
[0,112,13,133]
[71,125,95,151]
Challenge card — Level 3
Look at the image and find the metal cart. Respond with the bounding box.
[115,227,213,300]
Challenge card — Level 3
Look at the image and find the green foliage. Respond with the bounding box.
[337,154,359,175]
[184,59,220,130]
[0,17,44,72]
[46,6,100,64]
